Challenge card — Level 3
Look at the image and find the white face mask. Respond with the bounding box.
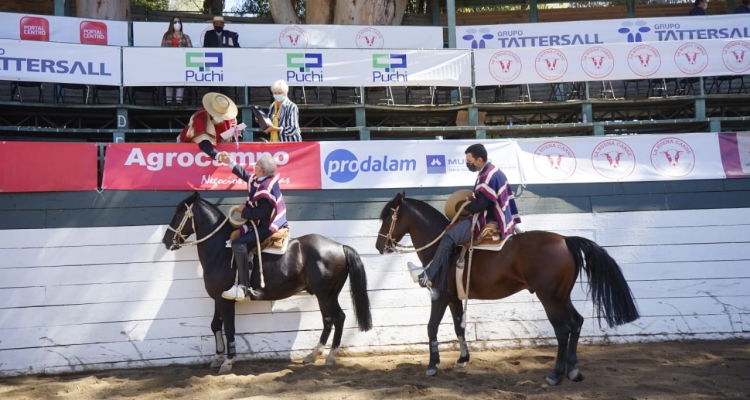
[212,116,223,123]
[273,94,286,102]
[703,2,707,8]
[173,23,181,31]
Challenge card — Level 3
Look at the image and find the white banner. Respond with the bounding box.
[0,11,127,46]
[319,140,520,190]
[123,48,471,87]
[516,133,725,184]
[457,14,750,49]
[474,38,750,85]
[133,22,443,49]
[0,39,121,85]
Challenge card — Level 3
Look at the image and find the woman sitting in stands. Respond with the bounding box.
[161,16,193,105]
[178,92,238,160]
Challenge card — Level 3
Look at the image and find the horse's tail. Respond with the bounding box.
[343,245,373,331]
[565,236,640,328]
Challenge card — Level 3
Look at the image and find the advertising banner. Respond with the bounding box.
[457,14,750,49]
[102,142,321,190]
[516,133,726,184]
[133,22,443,49]
[474,38,750,86]
[0,39,121,85]
[319,140,520,189]
[718,132,750,178]
[0,142,98,192]
[0,11,128,46]
[122,48,471,87]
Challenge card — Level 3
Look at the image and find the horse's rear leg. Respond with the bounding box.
[324,300,346,366]
[217,299,237,374]
[426,289,452,376]
[448,297,470,368]
[539,296,572,386]
[566,304,585,382]
[209,301,226,368]
[303,298,339,365]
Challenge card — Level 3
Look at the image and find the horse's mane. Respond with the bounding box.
[380,196,450,233]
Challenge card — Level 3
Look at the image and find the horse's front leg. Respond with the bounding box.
[426,289,451,376]
[448,297,470,368]
[217,300,237,374]
[209,301,226,368]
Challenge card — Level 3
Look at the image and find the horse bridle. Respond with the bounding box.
[167,203,229,248]
[378,206,406,253]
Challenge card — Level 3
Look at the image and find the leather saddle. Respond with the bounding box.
[229,226,291,255]
[459,221,507,251]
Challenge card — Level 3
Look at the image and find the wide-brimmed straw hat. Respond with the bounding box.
[444,189,474,220]
[212,16,225,23]
[202,92,237,121]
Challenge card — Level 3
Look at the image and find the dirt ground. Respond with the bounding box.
[1,339,748,400]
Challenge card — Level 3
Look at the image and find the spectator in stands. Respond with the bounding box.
[262,80,302,142]
[689,0,707,15]
[161,17,193,105]
[178,92,239,160]
[734,0,750,13]
[203,16,240,48]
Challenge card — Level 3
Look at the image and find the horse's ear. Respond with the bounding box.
[393,191,403,206]
[188,191,200,203]
[401,190,406,198]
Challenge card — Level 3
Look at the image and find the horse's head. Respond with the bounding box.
[376,191,410,254]
[162,191,201,251]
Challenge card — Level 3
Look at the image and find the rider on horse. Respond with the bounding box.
[178,92,239,159]
[408,143,522,290]
[217,153,288,301]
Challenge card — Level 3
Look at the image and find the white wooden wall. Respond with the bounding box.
[1,208,749,376]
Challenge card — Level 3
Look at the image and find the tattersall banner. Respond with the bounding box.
[122,48,471,87]
[0,39,121,85]
[474,38,750,85]
[457,14,750,49]
[0,11,128,46]
[102,143,321,190]
[0,142,98,192]
[132,22,443,49]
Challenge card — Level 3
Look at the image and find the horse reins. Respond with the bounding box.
[379,201,470,255]
[167,203,229,248]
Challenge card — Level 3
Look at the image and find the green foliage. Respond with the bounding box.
[232,0,306,17]
[131,0,170,11]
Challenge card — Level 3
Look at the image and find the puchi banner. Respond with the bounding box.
[0,11,128,46]
[0,39,121,85]
[122,48,471,87]
[319,140,520,190]
[474,38,750,85]
[516,133,726,184]
[102,142,322,190]
[457,14,750,49]
[133,21,443,49]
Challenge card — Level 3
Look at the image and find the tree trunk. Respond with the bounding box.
[333,0,406,25]
[269,0,301,24]
[76,0,130,20]
[306,0,334,24]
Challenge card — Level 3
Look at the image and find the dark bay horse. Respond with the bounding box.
[375,192,639,385]
[162,192,372,373]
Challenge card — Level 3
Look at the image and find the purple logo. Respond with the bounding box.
[462,28,494,49]
[426,155,446,174]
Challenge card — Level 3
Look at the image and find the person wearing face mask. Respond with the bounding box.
[178,92,239,160]
[203,16,240,48]
[407,143,521,290]
[263,80,302,142]
[689,0,708,15]
[161,17,193,105]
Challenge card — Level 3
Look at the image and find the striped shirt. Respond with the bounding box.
[473,162,521,239]
[268,98,302,142]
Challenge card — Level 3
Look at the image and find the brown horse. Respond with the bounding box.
[375,192,639,385]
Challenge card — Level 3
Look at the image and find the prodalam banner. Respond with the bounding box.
[474,38,750,86]
[457,14,750,49]
[102,142,322,191]
[0,11,128,46]
[0,38,122,85]
[132,21,443,49]
[122,47,472,87]
[0,142,98,192]
[319,140,520,190]
[515,132,726,184]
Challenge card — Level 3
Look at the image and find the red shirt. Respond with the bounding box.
[178,108,236,144]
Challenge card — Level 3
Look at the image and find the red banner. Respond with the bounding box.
[718,132,750,179]
[0,141,98,193]
[102,142,321,190]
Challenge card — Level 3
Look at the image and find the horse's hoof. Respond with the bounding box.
[302,354,317,364]
[455,361,467,369]
[209,357,224,368]
[218,364,233,374]
[325,358,336,366]
[426,367,438,376]
[568,368,583,382]
[545,375,561,386]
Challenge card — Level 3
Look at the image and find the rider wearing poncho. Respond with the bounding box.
[218,153,288,301]
[408,143,521,291]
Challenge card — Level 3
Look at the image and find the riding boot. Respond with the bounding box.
[245,257,265,300]
[407,261,431,288]
[221,243,250,301]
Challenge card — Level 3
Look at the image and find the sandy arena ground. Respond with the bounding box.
[1,339,748,399]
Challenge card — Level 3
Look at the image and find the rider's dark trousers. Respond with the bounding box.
[425,218,473,291]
